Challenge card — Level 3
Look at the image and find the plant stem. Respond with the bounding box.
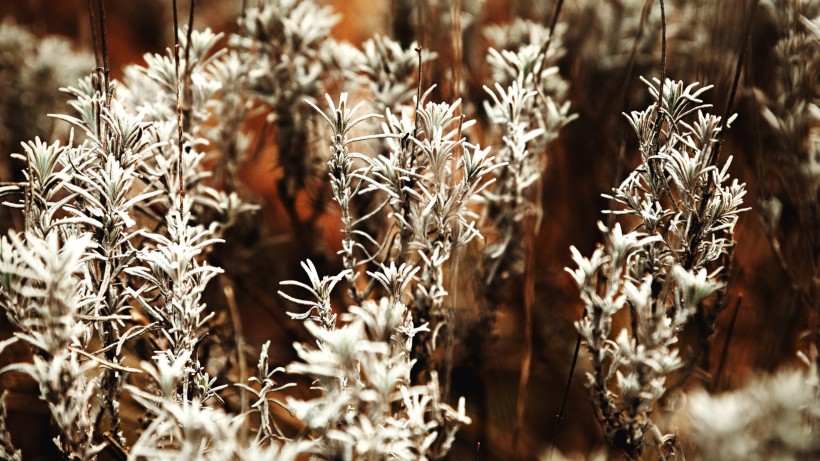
[712,295,742,392]
[549,332,581,461]
[172,0,185,210]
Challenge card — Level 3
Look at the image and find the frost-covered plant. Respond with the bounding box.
[121,28,226,133]
[307,87,497,383]
[120,28,257,229]
[5,0,808,458]
[0,231,103,460]
[235,340,294,444]
[482,19,575,285]
[686,350,820,460]
[2,79,163,442]
[307,93,386,302]
[235,0,339,205]
[280,261,470,460]
[278,85,491,454]
[759,0,820,196]
[331,37,430,270]
[1,2,479,455]
[0,20,255,456]
[755,0,819,325]
[484,18,570,105]
[0,21,92,164]
[568,224,720,458]
[562,0,664,76]
[355,35,432,114]
[126,211,224,401]
[614,78,746,270]
[568,78,748,458]
[278,258,345,332]
[127,352,314,461]
[383,92,496,373]
[45,80,171,442]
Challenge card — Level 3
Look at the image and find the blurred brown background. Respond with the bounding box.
[0,1,815,460]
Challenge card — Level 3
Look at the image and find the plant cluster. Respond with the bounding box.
[685,348,820,460]
[756,1,819,355]
[0,0,523,458]
[0,0,817,460]
[568,78,748,458]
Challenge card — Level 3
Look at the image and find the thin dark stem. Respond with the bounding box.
[172,0,180,37]
[532,0,565,129]
[86,0,100,69]
[548,332,581,461]
[685,0,758,270]
[98,0,110,108]
[182,0,196,133]
[222,277,248,441]
[411,46,423,154]
[172,0,185,210]
[96,0,111,156]
[416,0,428,60]
[709,0,759,168]
[645,0,668,210]
[94,2,124,446]
[607,0,653,228]
[658,0,666,91]
[712,295,742,392]
[102,431,128,460]
[399,46,424,260]
[534,0,565,90]
[86,0,103,143]
[650,0,667,150]
[617,0,653,115]
[451,0,462,103]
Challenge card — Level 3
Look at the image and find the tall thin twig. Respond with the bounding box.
[685,0,758,270]
[548,333,581,461]
[182,0,196,133]
[98,0,111,109]
[222,277,249,441]
[710,0,759,168]
[649,0,667,155]
[411,46,423,143]
[94,0,126,447]
[451,0,462,104]
[534,0,565,91]
[400,46,424,259]
[172,0,185,209]
[712,296,742,392]
[86,0,100,70]
[86,0,103,144]
[607,0,654,228]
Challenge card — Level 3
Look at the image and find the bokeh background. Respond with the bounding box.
[0,1,815,459]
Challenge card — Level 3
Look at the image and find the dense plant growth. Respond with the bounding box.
[0,0,817,460]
